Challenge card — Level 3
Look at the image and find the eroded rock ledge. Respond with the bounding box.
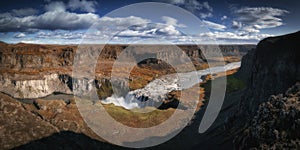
[235,82,300,149]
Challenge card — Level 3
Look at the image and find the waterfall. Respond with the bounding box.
[101,62,241,110]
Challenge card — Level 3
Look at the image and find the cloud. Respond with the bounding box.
[45,1,66,12]
[242,26,259,33]
[161,16,186,27]
[68,0,98,13]
[37,31,84,39]
[0,11,99,32]
[199,31,273,42]
[168,0,185,5]
[0,3,150,32]
[232,7,289,33]
[118,23,182,38]
[14,33,26,38]
[35,11,99,30]
[221,15,227,20]
[232,21,242,29]
[11,8,38,17]
[167,0,213,18]
[116,16,186,38]
[201,20,226,31]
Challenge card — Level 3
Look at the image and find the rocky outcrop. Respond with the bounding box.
[0,91,107,150]
[0,93,58,150]
[221,31,300,149]
[237,31,300,117]
[0,42,253,73]
[0,43,76,72]
[0,73,112,99]
[235,82,300,149]
[0,74,71,98]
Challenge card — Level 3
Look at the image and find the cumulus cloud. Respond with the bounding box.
[0,11,99,32]
[14,33,26,38]
[45,1,66,12]
[11,8,38,17]
[68,0,98,13]
[161,16,186,27]
[232,7,289,33]
[167,0,213,18]
[232,21,242,29]
[118,23,182,39]
[221,15,227,20]
[118,16,186,38]
[0,3,149,32]
[201,20,226,31]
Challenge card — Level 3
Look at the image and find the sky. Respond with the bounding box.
[0,0,299,44]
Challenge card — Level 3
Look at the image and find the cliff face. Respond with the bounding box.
[238,31,300,116]
[0,43,75,72]
[0,43,254,99]
[0,43,253,73]
[235,82,300,149]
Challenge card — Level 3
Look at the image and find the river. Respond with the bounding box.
[101,62,241,109]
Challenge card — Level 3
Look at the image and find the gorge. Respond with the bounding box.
[0,31,300,149]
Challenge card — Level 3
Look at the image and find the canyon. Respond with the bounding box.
[0,31,299,149]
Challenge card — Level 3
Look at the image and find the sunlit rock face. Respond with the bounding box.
[0,74,69,98]
[0,74,104,99]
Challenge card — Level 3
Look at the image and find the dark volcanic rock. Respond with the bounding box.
[237,31,300,117]
[235,83,300,149]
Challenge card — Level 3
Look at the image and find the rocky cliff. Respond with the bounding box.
[0,43,253,73]
[0,43,254,99]
[227,31,300,149]
[237,31,300,117]
[235,82,300,149]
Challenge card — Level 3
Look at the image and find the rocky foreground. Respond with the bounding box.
[235,82,300,149]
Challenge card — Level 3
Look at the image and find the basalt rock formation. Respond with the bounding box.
[228,31,300,149]
[235,82,300,149]
[237,31,300,117]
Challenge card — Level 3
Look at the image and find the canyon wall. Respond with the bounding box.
[237,31,300,117]
[0,43,254,73]
[0,43,254,99]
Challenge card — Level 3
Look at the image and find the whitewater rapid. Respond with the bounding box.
[101,62,241,109]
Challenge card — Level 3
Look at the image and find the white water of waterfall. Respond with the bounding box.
[101,62,241,109]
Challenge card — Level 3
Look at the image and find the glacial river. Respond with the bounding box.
[101,62,241,109]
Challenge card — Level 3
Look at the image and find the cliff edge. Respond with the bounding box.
[238,31,300,117]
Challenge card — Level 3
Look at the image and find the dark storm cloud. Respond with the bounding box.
[0,0,148,32]
[0,0,100,32]
[0,11,99,32]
